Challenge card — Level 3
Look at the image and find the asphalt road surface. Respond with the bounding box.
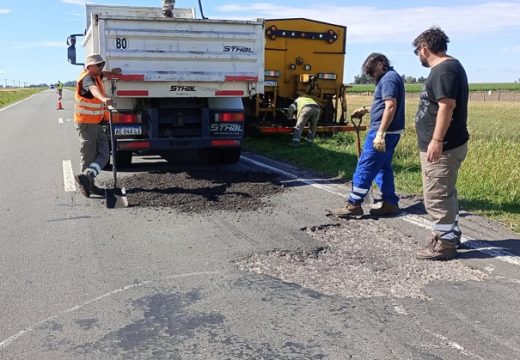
[1,90,520,360]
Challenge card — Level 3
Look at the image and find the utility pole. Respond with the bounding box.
[4,78,7,88]
[12,80,15,88]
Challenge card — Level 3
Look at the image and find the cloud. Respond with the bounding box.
[0,8,11,14]
[13,41,64,50]
[215,2,520,43]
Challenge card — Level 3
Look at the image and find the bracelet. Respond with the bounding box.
[432,138,443,143]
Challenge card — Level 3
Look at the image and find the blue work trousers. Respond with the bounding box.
[348,130,401,205]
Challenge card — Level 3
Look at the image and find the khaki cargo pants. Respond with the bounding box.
[292,106,321,143]
[419,142,468,241]
[75,122,110,177]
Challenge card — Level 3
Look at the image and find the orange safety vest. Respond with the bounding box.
[74,71,109,124]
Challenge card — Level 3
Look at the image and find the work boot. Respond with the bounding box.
[327,202,363,218]
[369,201,400,217]
[75,173,92,198]
[91,185,105,196]
[416,235,457,261]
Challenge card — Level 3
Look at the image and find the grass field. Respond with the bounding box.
[0,88,44,108]
[244,95,520,234]
[349,83,520,93]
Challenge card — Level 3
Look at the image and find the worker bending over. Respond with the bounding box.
[287,94,321,146]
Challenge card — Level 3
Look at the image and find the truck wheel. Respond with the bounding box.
[115,151,132,167]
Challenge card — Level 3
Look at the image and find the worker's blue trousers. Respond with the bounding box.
[348,129,401,205]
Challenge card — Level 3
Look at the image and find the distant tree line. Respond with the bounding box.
[353,73,427,84]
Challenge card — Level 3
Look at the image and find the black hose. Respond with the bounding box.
[198,0,208,19]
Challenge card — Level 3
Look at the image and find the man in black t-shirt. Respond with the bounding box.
[413,27,469,261]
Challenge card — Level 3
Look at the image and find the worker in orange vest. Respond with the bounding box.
[74,54,121,197]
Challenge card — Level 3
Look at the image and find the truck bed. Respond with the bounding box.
[83,4,264,98]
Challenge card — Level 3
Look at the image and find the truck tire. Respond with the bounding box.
[115,151,132,167]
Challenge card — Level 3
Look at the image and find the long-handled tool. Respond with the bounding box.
[105,107,128,209]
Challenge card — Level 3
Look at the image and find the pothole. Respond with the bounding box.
[114,169,284,212]
[236,219,489,299]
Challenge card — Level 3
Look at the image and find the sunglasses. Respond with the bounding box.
[414,46,423,56]
[96,62,105,67]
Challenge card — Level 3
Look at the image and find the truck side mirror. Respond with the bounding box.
[67,34,84,66]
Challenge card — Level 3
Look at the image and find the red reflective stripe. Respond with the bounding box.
[224,76,258,82]
[215,90,244,96]
[107,74,145,81]
[112,114,139,123]
[116,90,149,96]
[218,112,244,122]
[211,140,240,146]
[118,141,150,150]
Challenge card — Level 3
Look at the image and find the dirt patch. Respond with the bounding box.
[115,169,284,213]
[236,219,489,299]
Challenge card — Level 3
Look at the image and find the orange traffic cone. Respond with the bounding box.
[56,97,63,110]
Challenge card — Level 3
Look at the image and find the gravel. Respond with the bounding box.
[236,218,489,299]
[116,169,284,213]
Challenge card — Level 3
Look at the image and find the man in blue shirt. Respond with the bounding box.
[329,53,405,217]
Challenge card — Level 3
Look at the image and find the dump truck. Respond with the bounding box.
[244,18,359,135]
[67,3,264,165]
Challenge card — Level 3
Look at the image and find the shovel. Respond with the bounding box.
[106,107,128,208]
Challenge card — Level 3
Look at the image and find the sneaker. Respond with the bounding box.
[327,202,363,218]
[290,140,300,147]
[416,235,457,261]
[75,174,92,198]
[369,201,400,217]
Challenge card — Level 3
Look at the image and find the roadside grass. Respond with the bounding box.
[244,95,520,234]
[0,88,44,108]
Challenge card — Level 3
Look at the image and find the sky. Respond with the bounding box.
[1,0,520,86]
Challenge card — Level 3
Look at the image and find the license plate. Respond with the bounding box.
[115,126,142,136]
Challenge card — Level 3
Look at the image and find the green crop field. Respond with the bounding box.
[348,83,520,93]
[245,95,520,234]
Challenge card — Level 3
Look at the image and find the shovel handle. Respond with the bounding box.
[107,107,118,190]
[350,115,363,159]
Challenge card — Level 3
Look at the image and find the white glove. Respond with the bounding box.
[373,131,386,152]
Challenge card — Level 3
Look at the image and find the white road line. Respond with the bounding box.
[0,271,220,350]
[58,117,64,124]
[419,323,486,359]
[241,154,520,267]
[62,160,76,192]
[241,156,344,197]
